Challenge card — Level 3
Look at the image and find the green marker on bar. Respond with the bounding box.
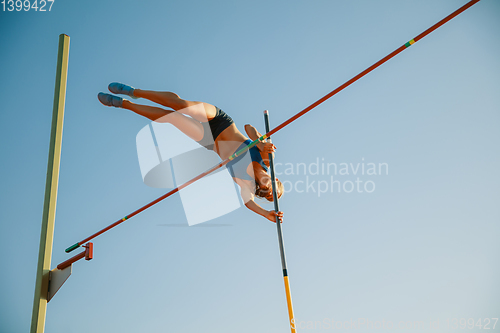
[404,39,416,48]
[65,243,80,253]
[228,138,261,160]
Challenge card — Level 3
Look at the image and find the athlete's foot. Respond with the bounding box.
[108,82,138,99]
[98,92,124,107]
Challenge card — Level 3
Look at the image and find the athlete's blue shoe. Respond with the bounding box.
[98,92,124,107]
[108,82,138,99]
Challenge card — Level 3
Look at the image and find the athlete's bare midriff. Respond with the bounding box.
[213,123,248,159]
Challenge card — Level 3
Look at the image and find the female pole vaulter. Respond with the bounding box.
[98,83,284,222]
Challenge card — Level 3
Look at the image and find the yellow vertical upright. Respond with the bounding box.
[30,34,70,333]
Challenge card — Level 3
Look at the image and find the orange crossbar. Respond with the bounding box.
[65,0,480,253]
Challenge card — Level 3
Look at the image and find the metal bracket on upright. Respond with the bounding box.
[47,242,93,302]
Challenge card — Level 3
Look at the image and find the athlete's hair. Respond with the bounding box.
[255,179,284,201]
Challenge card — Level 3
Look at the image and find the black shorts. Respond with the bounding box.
[197,107,234,150]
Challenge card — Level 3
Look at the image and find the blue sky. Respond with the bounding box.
[1,0,499,332]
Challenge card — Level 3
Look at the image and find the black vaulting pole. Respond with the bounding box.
[263,110,296,333]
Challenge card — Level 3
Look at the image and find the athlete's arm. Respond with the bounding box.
[244,124,261,141]
[244,124,276,154]
[244,198,283,223]
[237,177,283,222]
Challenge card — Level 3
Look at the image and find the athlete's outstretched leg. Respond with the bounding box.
[122,100,204,142]
[132,89,217,123]
[109,83,217,122]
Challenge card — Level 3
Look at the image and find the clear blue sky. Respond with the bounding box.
[1,1,499,332]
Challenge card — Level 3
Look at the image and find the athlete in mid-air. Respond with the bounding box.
[98,83,284,222]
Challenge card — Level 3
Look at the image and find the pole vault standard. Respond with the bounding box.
[264,110,296,333]
[65,0,480,253]
[31,34,70,333]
